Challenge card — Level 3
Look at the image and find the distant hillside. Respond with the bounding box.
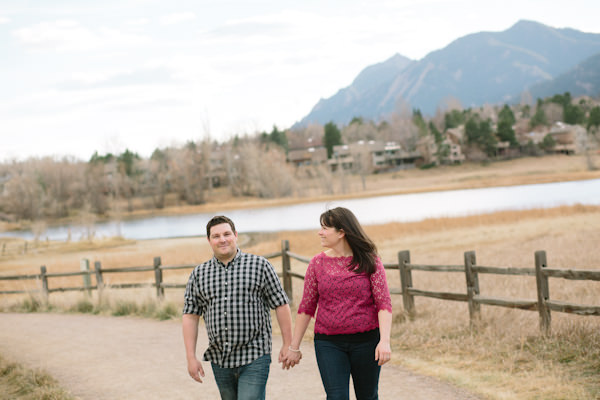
[528,52,600,99]
[296,20,600,128]
[303,54,414,126]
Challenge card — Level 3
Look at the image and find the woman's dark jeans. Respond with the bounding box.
[314,336,381,400]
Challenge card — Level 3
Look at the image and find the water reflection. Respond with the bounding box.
[2,179,599,241]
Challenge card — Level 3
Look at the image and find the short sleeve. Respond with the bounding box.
[261,258,290,309]
[182,267,205,316]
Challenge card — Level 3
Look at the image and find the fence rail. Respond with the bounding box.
[1,240,599,334]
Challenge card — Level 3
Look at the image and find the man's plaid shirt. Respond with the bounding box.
[183,249,289,368]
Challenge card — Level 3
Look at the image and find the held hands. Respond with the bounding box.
[375,340,392,366]
[279,345,302,369]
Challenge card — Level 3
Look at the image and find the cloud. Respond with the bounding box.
[0,16,10,24]
[12,20,149,52]
[57,66,182,90]
[159,12,196,25]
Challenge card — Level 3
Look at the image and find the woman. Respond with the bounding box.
[285,207,393,400]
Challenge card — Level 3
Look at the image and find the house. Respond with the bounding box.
[328,140,422,172]
[418,133,465,165]
[287,137,328,167]
[548,122,588,155]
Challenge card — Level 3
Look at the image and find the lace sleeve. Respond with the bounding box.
[370,255,392,313]
[297,255,320,317]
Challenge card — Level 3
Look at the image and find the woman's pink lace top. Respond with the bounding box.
[297,252,392,335]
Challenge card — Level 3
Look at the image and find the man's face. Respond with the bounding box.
[208,222,238,263]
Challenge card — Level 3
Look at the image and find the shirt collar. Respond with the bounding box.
[213,248,241,267]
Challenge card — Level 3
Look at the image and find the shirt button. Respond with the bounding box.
[225,282,228,285]
[224,312,227,315]
[224,297,227,300]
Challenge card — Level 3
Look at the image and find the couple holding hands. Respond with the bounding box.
[183,207,392,400]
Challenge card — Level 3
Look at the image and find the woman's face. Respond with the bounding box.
[318,224,344,248]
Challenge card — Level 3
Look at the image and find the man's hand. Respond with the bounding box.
[187,357,206,383]
[280,345,302,369]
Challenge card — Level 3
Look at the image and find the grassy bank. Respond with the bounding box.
[0,354,75,400]
[1,154,599,233]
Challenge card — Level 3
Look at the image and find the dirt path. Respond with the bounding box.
[0,313,482,399]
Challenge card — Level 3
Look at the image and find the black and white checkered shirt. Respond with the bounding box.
[183,249,289,368]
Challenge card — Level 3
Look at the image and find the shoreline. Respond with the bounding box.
[1,154,599,233]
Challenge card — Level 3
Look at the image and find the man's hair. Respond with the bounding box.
[206,215,236,237]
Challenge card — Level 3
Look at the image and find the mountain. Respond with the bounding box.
[303,54,414,126]
[296,20,600,128]
[528,52,600,99]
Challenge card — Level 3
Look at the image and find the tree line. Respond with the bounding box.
[1,92,599,224]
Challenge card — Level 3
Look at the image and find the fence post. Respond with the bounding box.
[535,250,551,335]
[80,258,91,297]
[398,250,415,316]
[281,240,293,303]
[94,261,104,298]
[154,256,164,299]
[464,251,480,327]
[40,265,49,301]
[2,243,5,255]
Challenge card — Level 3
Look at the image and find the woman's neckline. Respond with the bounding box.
[322,250,353,259]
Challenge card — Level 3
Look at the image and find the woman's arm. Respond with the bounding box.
[375,309,392,366]
[282,312,312,369]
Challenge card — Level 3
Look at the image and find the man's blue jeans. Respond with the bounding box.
[314,337,381,400]
[211,354,270,400]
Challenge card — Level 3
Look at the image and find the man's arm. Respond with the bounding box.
[182,313,205,383]
[274,304,293,366]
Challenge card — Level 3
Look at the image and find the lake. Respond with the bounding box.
[2,178,599,241]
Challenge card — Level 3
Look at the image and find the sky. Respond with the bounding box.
[2,0,600,162]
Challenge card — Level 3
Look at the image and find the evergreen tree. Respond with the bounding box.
[465,115,497,157]
[444,109,465,130]
[530,102,547,128]
[497,105,518,146]
[323,122,342,159]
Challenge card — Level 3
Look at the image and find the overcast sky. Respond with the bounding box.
[2,0,600,161]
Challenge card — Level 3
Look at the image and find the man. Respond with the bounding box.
[183,215,293,400]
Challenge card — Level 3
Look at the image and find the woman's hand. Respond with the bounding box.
[281,346,303,369]
[375,340,391,366]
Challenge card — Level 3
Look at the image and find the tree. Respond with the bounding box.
[497,105,518,147]
[540,134,556,153]
[412,109,428,137]
[564,103,585,125]
[588,106,600,133]
[498,104,516,126]
[530,101,548,128]
[269,125,288,151]
[465,115,497,157]
[323,122,342,159]
[444,109,465,130]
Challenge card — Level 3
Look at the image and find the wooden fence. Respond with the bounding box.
[1,240,599,334]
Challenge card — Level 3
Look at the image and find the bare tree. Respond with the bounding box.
[342,120,378,143]
[542,103,563,125]
[168,144,206,205]
[228,142,297,198]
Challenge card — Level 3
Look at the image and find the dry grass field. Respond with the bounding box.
[1,154,600,399]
